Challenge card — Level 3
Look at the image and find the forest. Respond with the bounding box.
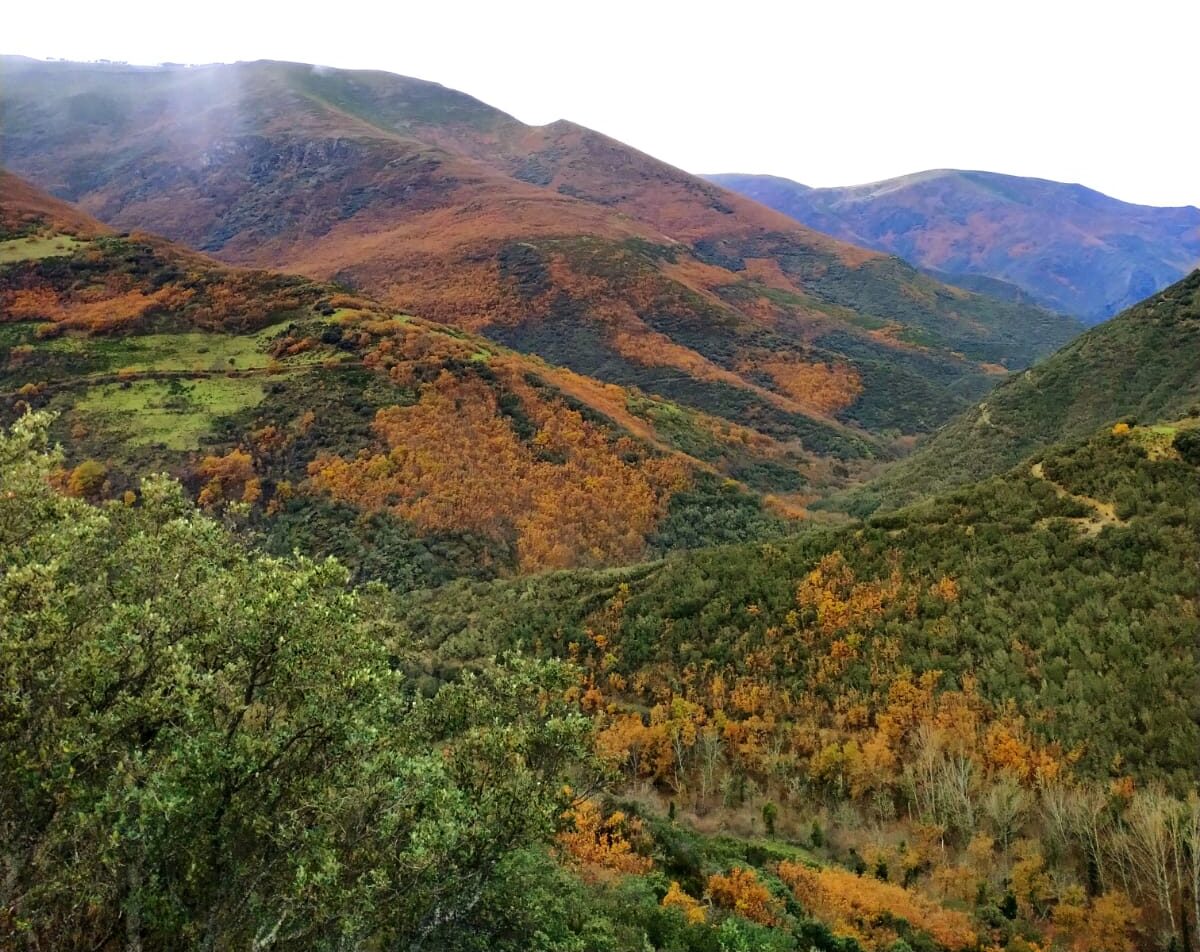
[4,407,1198,951]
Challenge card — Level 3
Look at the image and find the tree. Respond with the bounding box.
[0,412,594,951]
[66,457,107,498]
[762,801,778,836]
[1075,891,1139,952]
[1174,428,1200,466]
[662,880,706,924]
[706,867,778,926]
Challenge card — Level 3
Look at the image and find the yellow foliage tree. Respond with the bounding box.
[661,881,706,924]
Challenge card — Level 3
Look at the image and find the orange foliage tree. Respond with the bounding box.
[706,867,778,926]
[557,800,652,880]
[778,862,976,951]
[196,449,260,508]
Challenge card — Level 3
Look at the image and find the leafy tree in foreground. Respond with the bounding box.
[0,412,593,950]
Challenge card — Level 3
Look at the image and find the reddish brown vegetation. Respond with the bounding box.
[0,170,110,238]
[754,356,863,416]
[308,366,687,571]
[778,862,976,950]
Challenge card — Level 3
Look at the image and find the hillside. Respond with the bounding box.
[709,169,1200,323]
[840,269,1200,512]
[7,400,1198,951]
[393,416,1200,949]
[0,170,814,585]
[0,57,1081,462]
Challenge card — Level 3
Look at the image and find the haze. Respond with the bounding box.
[5,0,1198,208]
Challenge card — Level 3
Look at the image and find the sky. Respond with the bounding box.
[5,0,1198,208]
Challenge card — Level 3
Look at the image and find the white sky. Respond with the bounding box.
[5,0,1198,207]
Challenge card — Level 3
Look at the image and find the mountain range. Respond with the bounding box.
[709,169,1200,323]
[0,56,1079,472]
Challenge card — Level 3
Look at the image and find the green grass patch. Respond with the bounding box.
[47,332,276,373]
[0,235,88,264]
[74,376,267,451]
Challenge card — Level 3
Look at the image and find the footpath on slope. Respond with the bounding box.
[1030,461,1124,535]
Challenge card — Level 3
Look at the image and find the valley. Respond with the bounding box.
[1,44,1198,952]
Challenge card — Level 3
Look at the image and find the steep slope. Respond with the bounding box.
[401,417,1200,777]
[0,57,1080,462]
[710,169,1200,323]
[0,171,807,586]
[839,270,1200,512]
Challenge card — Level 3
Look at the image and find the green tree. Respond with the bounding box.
[0,412,594,951]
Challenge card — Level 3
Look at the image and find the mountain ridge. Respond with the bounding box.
[835,267,1200,513]
[0,169,814,584]
[709,168,1200,322]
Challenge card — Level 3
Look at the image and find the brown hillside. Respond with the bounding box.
[0,169,112,238]
[0,57,1081,460]
[1,171,809,585]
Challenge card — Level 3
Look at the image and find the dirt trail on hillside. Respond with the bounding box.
[1030,461,1124,535]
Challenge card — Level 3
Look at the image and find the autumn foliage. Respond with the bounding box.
[308,365,687,571]
[756,356,863,416]
[557,800,653,879]
[778,861,976,950]
[196,449,261,508]
[0,232,314,335]
[705,867,778,926]
[661,881,706,924]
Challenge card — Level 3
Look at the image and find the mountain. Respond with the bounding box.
[6,53,1200,952]
[838,269,1200,512]
[0,57,1081,468]
[1,169,817,586]
[709,169,1200,323]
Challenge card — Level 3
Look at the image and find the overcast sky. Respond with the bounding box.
[6,0,1198,207]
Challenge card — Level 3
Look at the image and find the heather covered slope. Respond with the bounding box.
[0,57,1080,459]
[709,169,1200,323]
[0,171,811,585]
[838,270,1200,513]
